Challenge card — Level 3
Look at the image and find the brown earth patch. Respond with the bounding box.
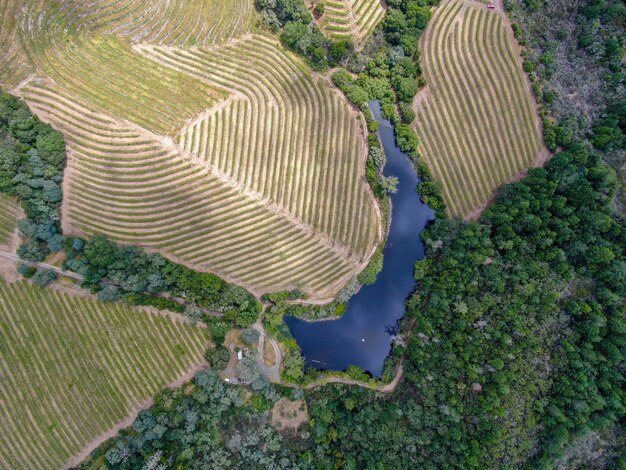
[263,336,277,367]
[271,398,309,431]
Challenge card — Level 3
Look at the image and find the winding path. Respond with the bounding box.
[251,316,418,394]
[252,320,282,382]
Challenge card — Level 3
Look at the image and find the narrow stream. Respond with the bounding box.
[284,102,435,377]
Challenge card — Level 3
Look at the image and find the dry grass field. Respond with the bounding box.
[413,0,546,218]
[1,0,381,301]
[0,195,20,247]
[316,0,385,44]
[0,279,209,469]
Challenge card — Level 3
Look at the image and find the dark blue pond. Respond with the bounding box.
[284,101,435,377]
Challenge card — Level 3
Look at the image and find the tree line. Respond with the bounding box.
[0,91,260,328]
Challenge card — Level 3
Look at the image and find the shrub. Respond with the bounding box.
[368,146,386,170]
[206,319,230,346]
[32,269,57,287]
[205,345,230,370]
[399,101,416,124]
[18,264,36,278]
[241,328,260,346]
[358,249,384,285]
[97,285,122,302]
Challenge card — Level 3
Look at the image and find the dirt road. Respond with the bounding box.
[0,249,84,281]
[252,320,282,382]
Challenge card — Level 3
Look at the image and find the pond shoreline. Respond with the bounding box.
[284,101,435,377]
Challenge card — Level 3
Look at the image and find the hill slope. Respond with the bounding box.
[2,0,381,301]
[413,0,546,218]
[0,279,209,469]
[317,0,385,44]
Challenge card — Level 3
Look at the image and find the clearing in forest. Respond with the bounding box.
[2,0,381,301]
[0,279,209,469]
[413,0,547,218]
[315,0,385,44]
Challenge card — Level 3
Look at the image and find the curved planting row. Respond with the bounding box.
[318,0,385,44]
[18,5,225,135]
[0,195,20,246]
[18,0,254,48]
[11,0,381,300]
[20,76,373,299]
[0,0,33,87]
[94,0,255,46]
[150,34,379,261]
[413,0,544,218]
[0,278,208,470]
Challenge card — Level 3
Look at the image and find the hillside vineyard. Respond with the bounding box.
[317,0,386,44]
[1,0,382,301]
[413,0,545,218]
[0,279,208,469]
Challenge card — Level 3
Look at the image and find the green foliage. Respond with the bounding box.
[398,101,416,124]
[357,248,383,285]
[592,108,625,151]
[261,289,307,303]
[393,76,418,102]
[257,0,353,68]
[395,123,419,156]
[238,351,261,383]
[345,365,370,382]
[329,40,352,63]
[123,293,185,313]
[282,350,305,383]
[206,318,230,346]
[64,234,261,326]
[31,268,57,287]
[0,92,65,261]
[416,161,446,217]
[401,141,624,468]
[17,264,36,278]
[80,370,295,469]
[346,85,369,108]
[205,345,230,370]
[241,328,260,346]
[368,146,386,170]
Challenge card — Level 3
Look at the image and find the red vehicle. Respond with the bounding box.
[487,3,496,8]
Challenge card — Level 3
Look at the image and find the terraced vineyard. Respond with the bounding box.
[317,0,385,44]
[0,195,20,247]
[20,32,226,135]
[0,279,209,469]
[0,0,33,87]
[3,0,381,301]
[413,0,546,218]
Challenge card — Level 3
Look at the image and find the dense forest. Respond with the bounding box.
[506,0,625,207]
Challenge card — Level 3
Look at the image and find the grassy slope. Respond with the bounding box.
[413,0,545,218]
[6,0,381,301]
[0,278,209,469]
[318,0,385,44]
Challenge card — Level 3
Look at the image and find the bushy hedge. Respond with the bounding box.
[0,92,65,261]
[64,234,261,327]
